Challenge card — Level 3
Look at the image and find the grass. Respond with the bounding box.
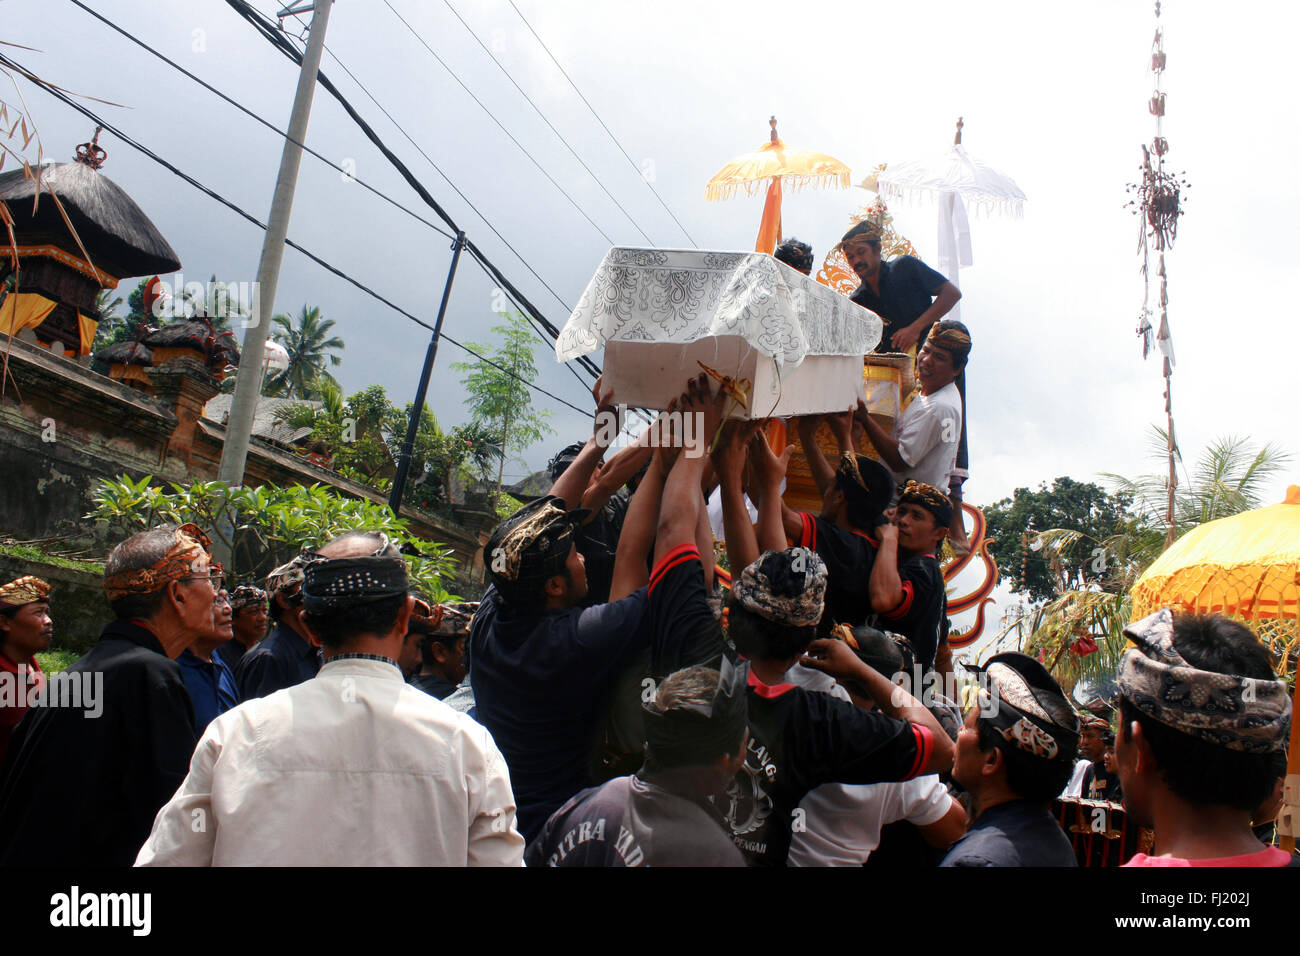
[0,542,104,575]
[34,649,80,674]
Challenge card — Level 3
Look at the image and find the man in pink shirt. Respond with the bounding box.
[1115,610,1294,867]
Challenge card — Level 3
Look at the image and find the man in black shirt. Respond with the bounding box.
[0,524,219,866]
[941,652,1080,867]
[216,585,267,672]
[235,555,320,700]
[528,661,748,867]
[870,481,952,673]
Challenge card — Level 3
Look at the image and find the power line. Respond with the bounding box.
[382,0,616,246]
[220,0,608,389]
[439,0,655,245]
[0,52,594,418]
[506,0,698,247]
[64,0,455,242]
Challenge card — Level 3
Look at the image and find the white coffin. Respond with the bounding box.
[556,247,881,419]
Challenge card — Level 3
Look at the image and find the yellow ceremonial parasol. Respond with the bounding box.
[1131,485,1300,851]
[706,117,851,255]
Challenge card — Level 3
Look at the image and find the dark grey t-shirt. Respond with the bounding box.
[940,799,1077,867]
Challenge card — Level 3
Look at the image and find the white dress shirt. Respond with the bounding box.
[137,658,524,867]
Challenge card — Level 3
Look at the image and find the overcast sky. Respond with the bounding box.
[8,0,1297,632]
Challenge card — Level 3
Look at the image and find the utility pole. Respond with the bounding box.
[218,0,333,487]
[389,231,467,513]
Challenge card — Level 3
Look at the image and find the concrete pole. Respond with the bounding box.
[218,0,333,486]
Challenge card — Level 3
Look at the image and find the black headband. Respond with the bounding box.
[302,548,409,613]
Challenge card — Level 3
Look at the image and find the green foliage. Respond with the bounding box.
[0,543,104,575]
[983,477,1137,602]
[34,649,80,674]
[450,312,555,505]
[994,432,1295,690]
[87,476,461,603]
[266,305,345,400]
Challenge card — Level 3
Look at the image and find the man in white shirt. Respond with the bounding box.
[858,321,972,547]
[137,530,524,867]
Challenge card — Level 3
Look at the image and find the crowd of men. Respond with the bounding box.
[0,220,1292,868]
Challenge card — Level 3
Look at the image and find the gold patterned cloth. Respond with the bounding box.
[102,524,217,601]
[0,576,51,610]
[899,480,954,527]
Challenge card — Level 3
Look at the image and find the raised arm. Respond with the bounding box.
[869,521,906,614]
[654,375,725,567]
[799,637,954,776]
[548,378,617,510]
[749,429,802,545]
[580,421,654,516]
[856,398,908,474]
[711,422,761,573]
[795,414,836,498]
[608,452,668,602]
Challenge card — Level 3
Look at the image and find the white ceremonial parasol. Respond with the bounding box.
[873,118,1026,317]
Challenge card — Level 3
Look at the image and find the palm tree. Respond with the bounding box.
[265,305,344,400]
[992,430,1292,692]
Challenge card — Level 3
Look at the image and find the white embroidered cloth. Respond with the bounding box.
[556,248,880,368]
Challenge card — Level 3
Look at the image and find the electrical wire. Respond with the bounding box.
[382,0,616,246]
[65,0,455,242]
[506,0,699,247]
[439,0,656,245]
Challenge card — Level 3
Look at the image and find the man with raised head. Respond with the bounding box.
[138,530,524,866]
[528,661,749,867]
[0,525,217,866]
[0,576,53,768]
[234,555,319,700]
[1115,610,1293,867]
[941,652,1080,867]
[216,584,268,671]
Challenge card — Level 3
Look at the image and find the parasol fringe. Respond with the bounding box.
[706,171,852,203]
[877,181,1025,218]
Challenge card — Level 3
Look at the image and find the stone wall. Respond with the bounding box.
[0,336,485,598]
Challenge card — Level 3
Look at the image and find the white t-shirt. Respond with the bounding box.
[1061,759,1092,799]
[783,664,954,867]
[893,381,962,491]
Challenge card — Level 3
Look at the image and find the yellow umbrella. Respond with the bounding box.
[1131,485,1300,852]
[706,117,851,254]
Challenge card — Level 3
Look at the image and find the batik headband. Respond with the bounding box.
[1117,609,1291,755]
[644,658,750,768]
[103,523,218,601]
[732,548,827,628]
[899,480,954,527]
[0,575,51,609]
[926,326,972,354]
[485,496,588,592]
[228,585,268,611]
[265,555,308,600]
[970,652,1079,765]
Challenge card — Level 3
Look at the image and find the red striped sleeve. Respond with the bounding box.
[799,511,815,549]
[880,580,915,621]
[649,543,701,594]
[904,724,934,780]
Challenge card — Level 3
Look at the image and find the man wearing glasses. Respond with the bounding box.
[0,524,221,866]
